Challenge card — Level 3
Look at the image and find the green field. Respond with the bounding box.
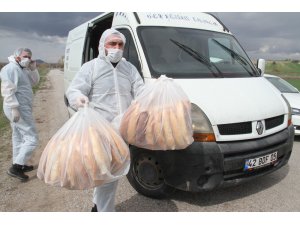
[0,97,8,132]
[265,60,300,77]
[285,79,300,90]
[265,60,300,90]
[0,65,49,132]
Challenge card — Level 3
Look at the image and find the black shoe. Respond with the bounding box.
[21,165,34,172]
[91,204,98,212]
[7,165,29,181]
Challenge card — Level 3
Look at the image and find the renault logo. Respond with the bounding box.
[256,121,264,135]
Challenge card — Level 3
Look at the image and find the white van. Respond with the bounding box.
[64,12,294,198]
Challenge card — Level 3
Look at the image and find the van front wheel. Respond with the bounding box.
[126,150,175,199]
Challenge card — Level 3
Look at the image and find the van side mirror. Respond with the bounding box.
[257,59,265,76]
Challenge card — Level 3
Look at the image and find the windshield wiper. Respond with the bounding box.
[170,39,222,77]
[211,39,257,76]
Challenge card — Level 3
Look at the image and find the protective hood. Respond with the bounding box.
[98,28,126,60]
[8,55,17,64]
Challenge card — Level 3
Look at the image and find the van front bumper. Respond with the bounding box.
[154,125,294,192]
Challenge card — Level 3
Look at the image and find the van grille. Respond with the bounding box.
[217,115,285,135]
[265,115,284,130]
[218,122,252,135]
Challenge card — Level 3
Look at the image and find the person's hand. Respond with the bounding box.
[29,60,37,71]
[11,108,20,122]
[76,95,89,108]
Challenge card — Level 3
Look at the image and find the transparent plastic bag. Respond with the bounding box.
[120,75,193,150]
[37,105,130,190]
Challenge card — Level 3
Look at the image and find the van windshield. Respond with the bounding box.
[137,26,259,78]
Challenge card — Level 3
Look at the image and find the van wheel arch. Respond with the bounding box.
[126,148,175,199]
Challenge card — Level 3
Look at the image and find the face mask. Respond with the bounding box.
[106,48,123,63]
[19,58,31,68]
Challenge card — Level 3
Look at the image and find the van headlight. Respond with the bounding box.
[281,94,292,126]
[191,103,216,142]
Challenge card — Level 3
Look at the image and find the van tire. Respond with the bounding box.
[126,148,175,199]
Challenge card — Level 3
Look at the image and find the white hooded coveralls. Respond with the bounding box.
[66,29,144,211]
[0,56,40,165]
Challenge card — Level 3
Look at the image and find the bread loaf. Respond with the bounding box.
[136,111,149,145]
[88,126,111,175]
[38,107,130,190]
[126,102,140,143]
[162,108,176,150]
[145,111,156,149]
[120,100,193,150]
[169,108,186,149]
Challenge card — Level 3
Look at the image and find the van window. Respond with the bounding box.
[137,26,259,79]
[117,28,142,76]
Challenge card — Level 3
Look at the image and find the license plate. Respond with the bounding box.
[244,152,277,171]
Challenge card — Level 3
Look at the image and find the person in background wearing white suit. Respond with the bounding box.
[66,28,144,212]
[0,48,40,182]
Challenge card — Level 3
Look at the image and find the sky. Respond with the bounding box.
[0,12,100,63]
[0,12,300,63]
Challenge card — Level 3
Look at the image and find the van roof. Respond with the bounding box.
[114,12,230,33]
[76,12,231,35]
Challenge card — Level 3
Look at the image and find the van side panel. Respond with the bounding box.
[68,40,84,71]
[64,23,89,90]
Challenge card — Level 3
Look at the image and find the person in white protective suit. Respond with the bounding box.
[66,28,144,212]
[0,48,40,182]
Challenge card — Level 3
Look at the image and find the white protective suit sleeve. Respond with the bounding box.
[0,67,20,108]
[25,68,40,87]
[66,61,93,109]
[130,63,145,99]
[11,107,20,122]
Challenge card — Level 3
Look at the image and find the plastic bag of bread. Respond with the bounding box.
[37,105,130,190]
[120,75,193,150]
